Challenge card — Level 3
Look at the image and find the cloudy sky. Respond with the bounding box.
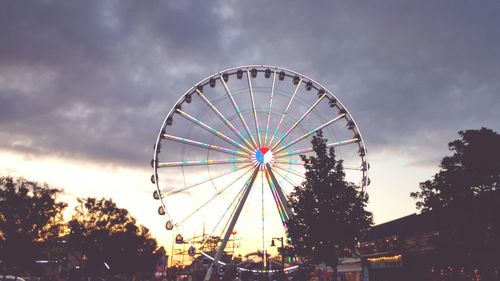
[1,1,499,252]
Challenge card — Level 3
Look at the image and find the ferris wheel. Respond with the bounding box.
[151,65,369,279]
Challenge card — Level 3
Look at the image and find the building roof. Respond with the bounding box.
[364,211,439,241]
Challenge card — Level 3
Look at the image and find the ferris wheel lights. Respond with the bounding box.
[153,190,160,199]
[165,220,174,230]
[222,73,229,82]
[236,69,243,79]
[158,206,166,215]
[265,68,272,78]
[278,71,286,80]
[305,81,313,91]
[251,68,258,78]
[209,78,216,87]
[293,75,300,85]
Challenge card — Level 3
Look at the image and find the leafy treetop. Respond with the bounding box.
[411,127,500,211]
[68,197,158,275]
[286,131,372,270]
[0,176,67,270]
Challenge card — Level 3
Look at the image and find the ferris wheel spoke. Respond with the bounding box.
[271,166,301,193]
[200,180,247,249]
[274,138,360,159]
[273,159,302,166]
[274,113,346,153]
[264,70,277,146]
[246,69,262,147]
[260,169,266,270]
[217,180,249,243]
[205,168,259,281]
[176,109,254,154]
[264,165,292,224]
[158,157,249,168]
[273,163,306,180]
[268,78,302,146]
[270,92,328,150]
[162,133,250,157]
[344,165,366,171]
[219,78,259,149]
[264,171,287,226]
[174,167,254,228]
[195,89,256,151]
[161,164,252,197]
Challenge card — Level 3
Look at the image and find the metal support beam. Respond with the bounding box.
[266,164,293,223]
[204,167,259,281]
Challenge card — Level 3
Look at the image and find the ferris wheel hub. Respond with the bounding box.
[255,147,273,164]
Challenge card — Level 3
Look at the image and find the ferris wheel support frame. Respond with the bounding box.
[265,163,292,223]
[204,167,260,281]
[152,65,371,279]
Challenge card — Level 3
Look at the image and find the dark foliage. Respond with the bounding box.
[410,127,500,276]
[290,264,314,281]
[411,127,500,211]
[286,131,372,272]
[432,193,500,270]
[0,176,67,272]
[68,197,159,276]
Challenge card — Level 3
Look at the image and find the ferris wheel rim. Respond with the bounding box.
[151,65,370,272]
[153,64,369,190]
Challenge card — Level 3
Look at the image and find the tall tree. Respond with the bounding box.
[68,197,159,276]
[411,127,500,211]
[286,131,372,278]
[0,176,67,271]
[410,127,500,276]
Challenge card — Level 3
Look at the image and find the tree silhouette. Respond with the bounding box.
[411,127,500,211]
[0,176,67,272]
[68,197,158,276]
[410,127,500,277]
[286,131,372,277]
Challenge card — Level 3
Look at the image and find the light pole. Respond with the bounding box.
[271,237,285,280]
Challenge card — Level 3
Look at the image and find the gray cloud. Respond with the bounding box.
[0,0,499,170]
